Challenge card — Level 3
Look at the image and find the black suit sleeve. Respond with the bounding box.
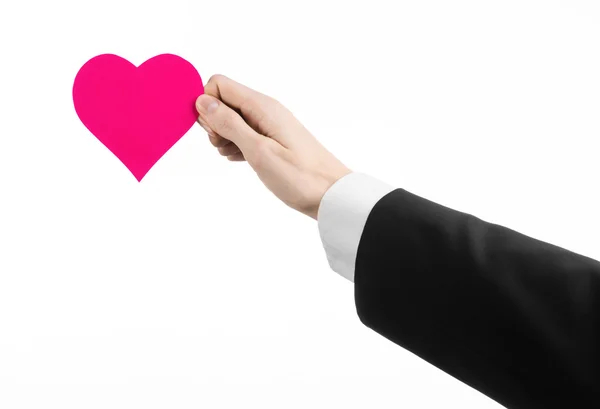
[354,188,600,409]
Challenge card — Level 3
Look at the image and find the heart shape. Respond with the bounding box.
[73,54,204,181]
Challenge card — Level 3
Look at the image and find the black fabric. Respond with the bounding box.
[354,188,600,408]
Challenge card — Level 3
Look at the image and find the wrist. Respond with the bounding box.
[304,165,352,220]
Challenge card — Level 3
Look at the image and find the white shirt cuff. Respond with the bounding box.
[317,172,396,282]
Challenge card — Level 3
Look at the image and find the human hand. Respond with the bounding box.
[195,75,351,220]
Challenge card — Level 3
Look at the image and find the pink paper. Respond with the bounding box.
[73,53,204,181]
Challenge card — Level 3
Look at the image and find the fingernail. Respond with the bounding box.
[196,94,218,114]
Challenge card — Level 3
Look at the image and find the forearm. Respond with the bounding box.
[353,188,600,408]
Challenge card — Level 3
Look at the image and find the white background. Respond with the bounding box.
[1,1,599,408]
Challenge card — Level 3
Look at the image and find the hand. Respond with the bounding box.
[195,75,352,220]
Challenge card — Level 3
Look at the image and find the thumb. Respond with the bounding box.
[196,94,261,154]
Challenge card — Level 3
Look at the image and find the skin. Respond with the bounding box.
[195,75,352,220]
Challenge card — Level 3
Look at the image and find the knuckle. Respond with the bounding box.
[239,97,254,113]
[216,120,232,134]
[240,97,266,123]
[268,99,291,123]
[207,73,226,85]
[240,95,287,131]
[270,97,284,109]
[215,113,234,133]
[266,97,284,112]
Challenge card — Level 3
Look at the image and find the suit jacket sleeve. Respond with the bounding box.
[318,173,600,409]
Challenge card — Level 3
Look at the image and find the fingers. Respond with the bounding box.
[203,74,265,111]
[202,74,295,143]
[226,152,246,162]
[198,116,235,151]
[196,93,260,154]
[198,116,246,161]
[217,142,241,157]
[206,129,229,147]
[197,117,223,144]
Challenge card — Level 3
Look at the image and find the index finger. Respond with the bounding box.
[203,74,266,112]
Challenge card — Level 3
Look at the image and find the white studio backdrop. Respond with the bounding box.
[0,0,599,408]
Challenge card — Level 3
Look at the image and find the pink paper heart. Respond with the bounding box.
[73,53,204,181]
